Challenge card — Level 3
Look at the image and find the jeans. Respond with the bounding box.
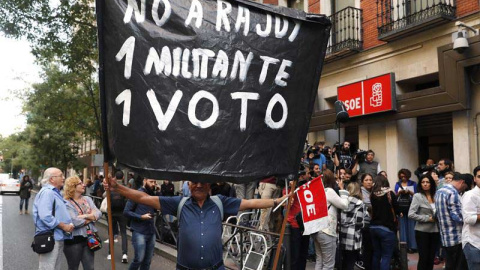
[370,226,396,270]
[444,244,467,270]
[290,227,310,270]
[129,231,156,270]
[38,241,64,270]
[463,243,480,270]
[398,214,417,250]
[314,232,337,270]
[415,230,439,270]
[109,214,128,254]
[63,239,94,270]
[20,197,29,211]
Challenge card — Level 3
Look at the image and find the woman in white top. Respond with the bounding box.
[314,169,348,270]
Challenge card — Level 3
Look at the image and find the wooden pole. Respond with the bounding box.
[272,180,297,270]
[104,162,116,270]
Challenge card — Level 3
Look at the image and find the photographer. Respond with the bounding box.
[334,141,355,171]
[352,150,381,179]
[323,146,335,172]
[307,145,326,172]
[414,158,435,180]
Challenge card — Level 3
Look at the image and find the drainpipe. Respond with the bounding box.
[474,113,480,165]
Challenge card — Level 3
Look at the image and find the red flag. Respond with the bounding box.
[296,176,329,235]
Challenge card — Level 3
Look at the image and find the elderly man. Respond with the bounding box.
[105,177,290,270]
[33,167,74,270]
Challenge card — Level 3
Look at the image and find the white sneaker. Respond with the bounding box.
[122,254,128,263]
[114,238,119,243]
[104,239,109,243]
[107,254,111,260]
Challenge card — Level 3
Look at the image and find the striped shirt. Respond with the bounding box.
[435,184,463,247]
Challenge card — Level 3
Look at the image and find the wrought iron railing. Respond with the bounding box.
[327,7,363,55]
[377,0,456,38]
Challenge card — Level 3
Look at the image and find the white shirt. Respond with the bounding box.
[322,188,349,237]
[462,186,480,249]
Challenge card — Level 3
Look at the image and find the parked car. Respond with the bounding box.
[0,178,20,195]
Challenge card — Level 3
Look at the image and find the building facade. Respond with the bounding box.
[259,0,480,184]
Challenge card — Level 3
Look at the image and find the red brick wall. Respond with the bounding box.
[457,0,480,17]
[308,0,320,14]
[361,0,385,49]
[263,0,279,5]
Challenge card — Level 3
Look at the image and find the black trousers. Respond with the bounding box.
[108,214,128,254]
[290,227,310,270]
[341,250,359,270]
[415,230,439,270]
[361,228,373,270]
[444,244,467,270]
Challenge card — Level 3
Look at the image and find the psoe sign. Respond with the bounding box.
[337,73,396,117]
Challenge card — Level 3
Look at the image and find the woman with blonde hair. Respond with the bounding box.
[63,176,102,270]
[340,182,367,270]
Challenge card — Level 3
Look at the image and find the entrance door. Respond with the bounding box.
[417,112,453,165]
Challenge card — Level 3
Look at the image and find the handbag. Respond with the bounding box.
[100,197,107,213]
[71,198,102,251]
[31,200,56,254]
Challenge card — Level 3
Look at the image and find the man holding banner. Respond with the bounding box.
[104,177,290,270]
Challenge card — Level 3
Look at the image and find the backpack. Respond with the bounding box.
[177,196,223,220]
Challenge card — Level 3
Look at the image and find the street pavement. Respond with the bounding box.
[1,192,446,270]
[1,192,176,270]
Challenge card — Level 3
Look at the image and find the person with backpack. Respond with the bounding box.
[106,171,129,263]
[105,177,291,270]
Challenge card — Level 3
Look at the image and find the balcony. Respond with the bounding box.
[377,0,456,41]
[325,7,363,62]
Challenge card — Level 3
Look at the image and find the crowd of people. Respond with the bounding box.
[28,140,480,270]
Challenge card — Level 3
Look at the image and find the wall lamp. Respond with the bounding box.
[453,21,479,54]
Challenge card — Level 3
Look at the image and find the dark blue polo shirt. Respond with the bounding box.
[160,195,241,269]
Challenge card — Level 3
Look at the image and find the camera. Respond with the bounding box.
[355,149,368,163]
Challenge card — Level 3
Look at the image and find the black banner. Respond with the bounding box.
[97,0,331,183]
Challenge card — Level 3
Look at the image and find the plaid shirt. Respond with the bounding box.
[435,184,463,247]
[340,197,366,250]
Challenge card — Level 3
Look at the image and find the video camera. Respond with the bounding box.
[355,149,368,163]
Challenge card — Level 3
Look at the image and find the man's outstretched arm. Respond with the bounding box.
[239,193,291,211]
[104,177,161,210]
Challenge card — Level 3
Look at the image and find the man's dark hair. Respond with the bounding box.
[451,172,462,181]
[473,165,480,177]
[460,173,474,191]
[439,158,453,170]
[115,170,124,180]
[367,150,375,156]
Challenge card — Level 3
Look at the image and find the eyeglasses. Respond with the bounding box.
[76,182,84,186]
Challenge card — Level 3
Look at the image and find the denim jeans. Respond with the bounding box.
[20,197,29,211]
[370,226,396,270]
[63,239,94,270]
[462,243,480,270]
[129,231,156,270]
[398,214,417,250]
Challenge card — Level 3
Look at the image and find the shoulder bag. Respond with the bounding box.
[71,198,102,251]
[31,199,56,254]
